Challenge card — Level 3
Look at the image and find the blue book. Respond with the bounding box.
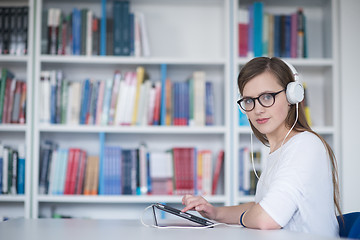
[129,13,134,56]
[80,79,90,124]
[100,0,107,55]
[284,15,291,58]
[253,2,263,57]
[205,82,214,126]
[146,152,151,194]
[58,149,69,195]
[113,1,122,56]
[72,8,81,55]
[121,1,131,55]
[160,64,167,125]
[50,73,57,124]
[17,145,25,195]
[121,149,133,195]
[274,15,281,57]
[98,132,105,195]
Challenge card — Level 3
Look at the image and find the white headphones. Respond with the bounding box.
[282,59,304,105]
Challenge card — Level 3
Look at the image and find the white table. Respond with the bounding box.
[0,219,342,240]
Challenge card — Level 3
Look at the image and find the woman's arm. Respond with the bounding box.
[182,195,281,229]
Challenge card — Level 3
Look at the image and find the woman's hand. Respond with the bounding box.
[181,195,217,220]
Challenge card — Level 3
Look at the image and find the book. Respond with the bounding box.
[238,8,249,57]
[132,66,146,125]
[149,151,173,195]
[212,150,224,195]
[160,64,167,125]
[17,145,25,194]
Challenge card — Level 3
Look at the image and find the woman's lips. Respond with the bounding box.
[256,118,269,124]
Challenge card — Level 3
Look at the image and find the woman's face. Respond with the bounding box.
[242,71,290,137]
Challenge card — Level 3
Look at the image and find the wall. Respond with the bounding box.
[340,0,360,213]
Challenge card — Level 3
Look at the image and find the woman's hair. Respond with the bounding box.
[237,57,342,217]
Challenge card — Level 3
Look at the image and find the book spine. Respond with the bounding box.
[100,0,107,55]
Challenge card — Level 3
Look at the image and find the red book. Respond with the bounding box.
[238,23,248,57]
[64,148,76,194]
[212,150,224,195]
[69,149,81,194]
[152,82,161,125]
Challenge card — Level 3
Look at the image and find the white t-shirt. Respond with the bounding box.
[255,131,339,237]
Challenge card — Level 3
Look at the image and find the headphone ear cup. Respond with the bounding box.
[286,81,304,104]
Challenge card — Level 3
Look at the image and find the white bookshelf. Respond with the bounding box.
[32,0,231,219]
[0,0,34,219]
[0,0,342,219]
[232,0,340,204]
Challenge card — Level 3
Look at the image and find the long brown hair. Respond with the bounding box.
[237,57,342,217]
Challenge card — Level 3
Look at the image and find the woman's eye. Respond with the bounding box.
[262,94,272,101]
[244,98,253,105]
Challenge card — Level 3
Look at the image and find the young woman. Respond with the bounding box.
[181,57,341,237]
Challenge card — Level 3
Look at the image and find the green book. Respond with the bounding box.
[0,69,8,122]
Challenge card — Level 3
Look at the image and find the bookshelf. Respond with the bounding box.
[32,0,231,219]
[0,0,34,219]
[232,0,340,203]
[0,0,342,219]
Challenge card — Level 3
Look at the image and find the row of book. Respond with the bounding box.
[238,147,267,196]
[39,68,215,126]
[0,69,27,124]
[39,140,225,196]
[238,2,307,58]
[0,144,26,195]
[42,1,149,57]
[0,7,29,56]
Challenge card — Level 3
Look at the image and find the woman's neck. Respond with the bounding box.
[267,127,298,153]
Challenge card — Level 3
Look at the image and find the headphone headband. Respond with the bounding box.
[280,59,304,105]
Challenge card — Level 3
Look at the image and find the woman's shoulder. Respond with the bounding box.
[292,131,323,147]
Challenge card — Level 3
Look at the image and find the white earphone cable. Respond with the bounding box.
[250,102,299,180]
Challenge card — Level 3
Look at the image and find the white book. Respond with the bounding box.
[118,72,132,125]
[139,143,148,195]
[114,79,125,125]
[202,151,213,196]
[101,78,114,125]
[137,12,150,57]
[109,72,121,125]
[193,71,206,126]
[58,149,69,195]
[134,13,142,57]
[140,80,151,126]
[40,71,51,124]
[48,150,58,195]
[69,82,82,125]
[86,10,93,56]
[150,151,173,179]
[124,73,137,125]
[147,83,157,125]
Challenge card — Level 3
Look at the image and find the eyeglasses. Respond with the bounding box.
[237,89,286,112]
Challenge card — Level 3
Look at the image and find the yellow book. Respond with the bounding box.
[131,66,145,125]
[302,82,312,126]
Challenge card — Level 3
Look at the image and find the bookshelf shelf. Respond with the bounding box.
[37,195,226,204]
[40,55,226,65]
[0,124,27,132]
[0,195,26,202]
[0,56,29,63]
[237,58,334,67]
[38,125,227,134]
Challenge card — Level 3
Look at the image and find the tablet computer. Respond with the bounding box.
[152,203,214,227]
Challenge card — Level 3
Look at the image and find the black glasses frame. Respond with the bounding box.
[237,89,286,112]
